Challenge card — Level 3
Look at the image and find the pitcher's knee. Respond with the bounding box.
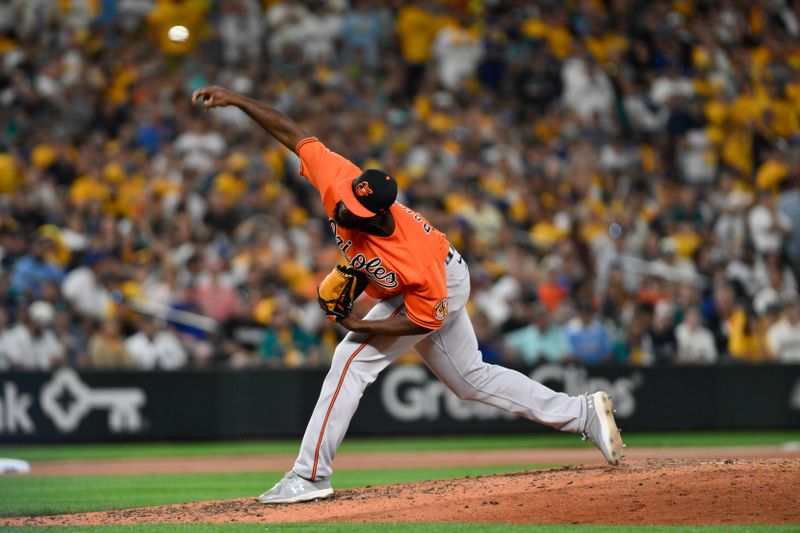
[452,365,492,401]
[453,384,484,401]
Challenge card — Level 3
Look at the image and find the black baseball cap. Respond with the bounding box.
[335,169,398,218]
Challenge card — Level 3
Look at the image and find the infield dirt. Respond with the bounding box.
[3,454,799,526]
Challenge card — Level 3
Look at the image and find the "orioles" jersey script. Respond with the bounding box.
[297,137,451,329]
[329,219,398,289]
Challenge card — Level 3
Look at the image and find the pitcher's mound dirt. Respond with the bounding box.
[4,459,799,526]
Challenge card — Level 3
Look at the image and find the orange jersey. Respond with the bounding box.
[296,137,451,329]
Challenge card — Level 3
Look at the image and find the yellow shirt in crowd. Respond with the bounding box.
[396,5,446,64]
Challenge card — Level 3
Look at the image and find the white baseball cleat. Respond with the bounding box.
[582,391,625,466]
[257,471,333,504]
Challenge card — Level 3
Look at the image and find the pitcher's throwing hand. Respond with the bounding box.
[192,86,239,111]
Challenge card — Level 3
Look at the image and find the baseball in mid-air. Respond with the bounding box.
[168,25,190,42]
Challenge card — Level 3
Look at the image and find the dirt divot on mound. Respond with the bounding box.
[4,459,798,526]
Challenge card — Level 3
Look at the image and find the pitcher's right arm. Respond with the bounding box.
[192,86,308,152]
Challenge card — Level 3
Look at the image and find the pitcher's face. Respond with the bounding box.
[333,201,367,229]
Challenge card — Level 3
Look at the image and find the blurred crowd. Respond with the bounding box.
[1,0,800,371]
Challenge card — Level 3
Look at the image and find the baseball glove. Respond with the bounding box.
[317,265,369,322]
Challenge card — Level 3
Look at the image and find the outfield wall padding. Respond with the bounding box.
[1,364,798,443]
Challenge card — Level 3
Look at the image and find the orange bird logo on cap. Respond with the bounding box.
[355,182,374,197]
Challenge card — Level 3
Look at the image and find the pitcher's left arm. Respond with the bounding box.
[339,314,432,336]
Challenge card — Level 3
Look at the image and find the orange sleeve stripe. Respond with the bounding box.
[295,137,318,153]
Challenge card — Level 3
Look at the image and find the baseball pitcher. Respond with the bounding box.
[192,86,624,504]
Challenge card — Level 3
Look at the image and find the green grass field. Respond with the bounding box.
[4,430,798,462]
[1,431,798,532]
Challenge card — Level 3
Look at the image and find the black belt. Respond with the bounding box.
[445,245,458,265]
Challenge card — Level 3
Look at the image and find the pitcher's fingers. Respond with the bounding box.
[192,87,211,103]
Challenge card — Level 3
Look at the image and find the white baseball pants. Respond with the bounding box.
[293,249,587,481]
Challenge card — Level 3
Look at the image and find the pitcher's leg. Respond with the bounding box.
[415,309,586,433]
[293,300,426,480]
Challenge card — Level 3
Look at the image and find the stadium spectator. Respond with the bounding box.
[537,256,569,313]
[472,309,504,365]
[86,317,135,369]
[728,306,769,364]
[194,255,242,323]
[432,14,484,92]
[293,1,344,64]
[0,307,11,370]
[172,118,226,174]
[2,301,65,370]
[218,0,263,66]
[766,297,800,362]
[777,177,800,277]
[258,305,322,368]
[396,2,443,100]
[753,263,800,316]
[53,308,90,367]
[748,190,793,256]
[565,302,613,365]
[675,307,718,365]
[341,0,386,69]
[561,53,615,124]
[61,251,113,321]
[704,281,737,358]
[10,236,63,300]
[503,303,571,365]
[644,300,679,365]
[125,316,188,370]
[726,243,762,299]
